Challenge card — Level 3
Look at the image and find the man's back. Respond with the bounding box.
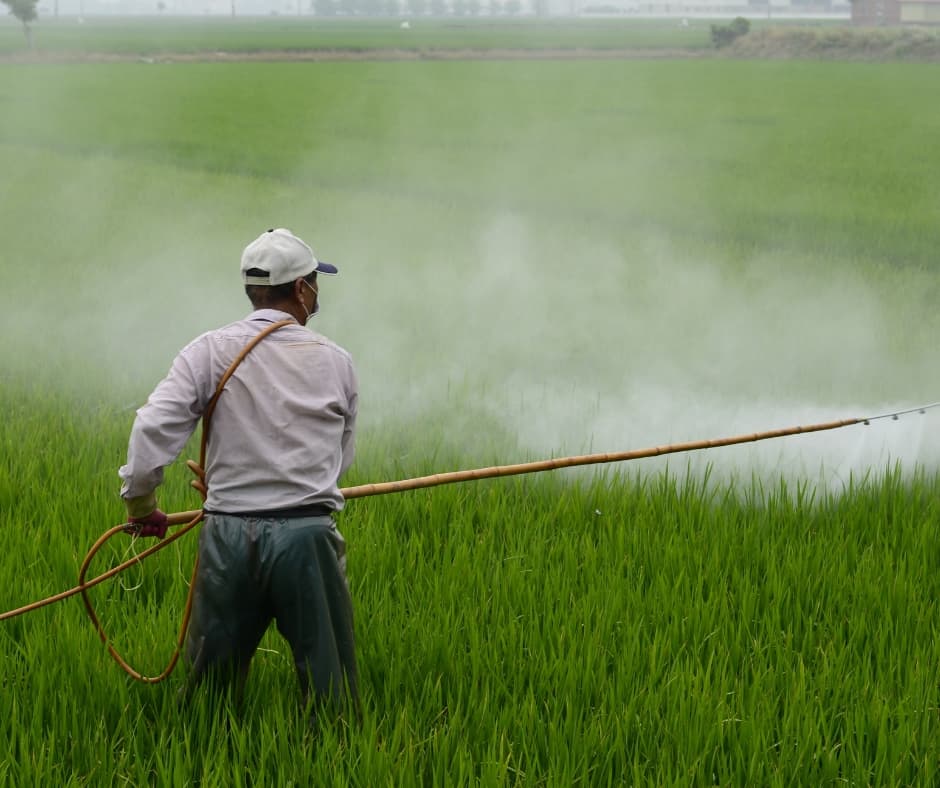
[120,308,357,515]
[194,311,357,513]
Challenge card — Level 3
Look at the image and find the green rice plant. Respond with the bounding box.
[2,394,940,784]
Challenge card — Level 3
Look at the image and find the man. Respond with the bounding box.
[119,228,359,717]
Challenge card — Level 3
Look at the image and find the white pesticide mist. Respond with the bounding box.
[326,210,940,491]
[4,60,939,496]
[10,196,933,494]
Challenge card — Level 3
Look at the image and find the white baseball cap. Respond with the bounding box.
[240,228,338,286]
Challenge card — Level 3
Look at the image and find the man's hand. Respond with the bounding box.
[124,509,169,539]
[123,492,167,537]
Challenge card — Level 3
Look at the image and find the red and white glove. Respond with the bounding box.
[125,509,169,539]
[123,492,168,538]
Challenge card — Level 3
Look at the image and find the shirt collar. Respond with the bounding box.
[248,308,297,324]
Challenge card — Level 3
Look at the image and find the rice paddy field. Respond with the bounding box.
[0,16,717,56]
[2,17,940,786]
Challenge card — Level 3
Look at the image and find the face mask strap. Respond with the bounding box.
[300,279,319,322]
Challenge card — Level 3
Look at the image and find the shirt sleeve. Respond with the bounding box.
[118,343,208,501]
[339,359,358,480]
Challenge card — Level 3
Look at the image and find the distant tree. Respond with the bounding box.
[407,0,427,14]
[710,16,749,47]
[429,0,446,13]
[2,0,39,49]
[383,0,399,15]
[453,0,466,13]
[156,0,166,11]
[467,0,480,13]
[505,0,521,12]
[313,0,337,14]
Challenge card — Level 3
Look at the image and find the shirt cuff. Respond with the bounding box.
[124,491,158,519]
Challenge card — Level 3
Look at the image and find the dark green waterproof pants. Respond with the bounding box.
[185,514,359,713]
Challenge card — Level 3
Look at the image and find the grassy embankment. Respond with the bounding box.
[1,35,939,784]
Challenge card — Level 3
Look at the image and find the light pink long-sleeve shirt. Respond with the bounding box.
[119,309,357,513]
